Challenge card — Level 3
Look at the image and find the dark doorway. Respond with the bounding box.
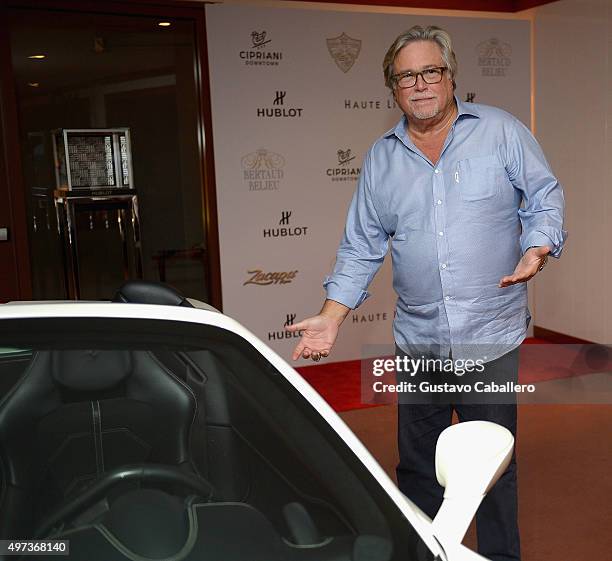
[0,2,220,305]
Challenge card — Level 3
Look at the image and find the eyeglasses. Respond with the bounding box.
[391,67,447,89]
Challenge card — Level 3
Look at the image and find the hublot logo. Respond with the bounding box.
[268,312,304,341]
[465,92,476,103]
[241,149,285,191]
[258,91,303,118]
[327,32,361,73]
[263,211,309,238]
[279,211,291,226]
[239,30,283,66]
[476,38,512,77]
[326,148,360,182]
[243,269,299,286]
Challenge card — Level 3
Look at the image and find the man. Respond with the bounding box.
[288,25,566,561]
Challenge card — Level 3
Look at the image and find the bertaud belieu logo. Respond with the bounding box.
[239,30,283,66]
[326,148,360,182]
[476,38,512,77]
[326,33,361,73]
[241,149,285,191]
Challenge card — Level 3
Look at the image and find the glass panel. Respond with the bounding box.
[10,9,208,301]
[0,316,431,561]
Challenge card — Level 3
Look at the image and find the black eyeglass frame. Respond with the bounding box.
[391,66,448,89]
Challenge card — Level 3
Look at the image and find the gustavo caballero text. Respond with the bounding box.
[369,355,535,395]
[371,380,536,394]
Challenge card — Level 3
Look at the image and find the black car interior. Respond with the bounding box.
[0,283,433,561]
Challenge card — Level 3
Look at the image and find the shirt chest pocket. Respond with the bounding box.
[456,155,506,202]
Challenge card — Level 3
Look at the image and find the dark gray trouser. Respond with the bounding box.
[395,348,521,561]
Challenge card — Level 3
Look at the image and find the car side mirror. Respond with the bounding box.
[432,420,514,544]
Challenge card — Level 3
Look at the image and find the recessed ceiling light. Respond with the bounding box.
[28,82,40,88]
[158,22,171,27]
[28,54,46,59]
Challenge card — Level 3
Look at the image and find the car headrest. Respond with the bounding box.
[52,350,133,391]
[112,281,194,308]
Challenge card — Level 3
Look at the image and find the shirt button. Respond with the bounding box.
[438,231,444,237]
[441,263,447,269]
[437,200,442,205]
[434,169,440,174]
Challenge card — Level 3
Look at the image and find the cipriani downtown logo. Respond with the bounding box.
[257,91,303,118]
[239,30,283,66]
[326,148,360,182]
[476,38,512,77]
[241,149,285,191]
[326,32,361,73]
[263,211,308,239]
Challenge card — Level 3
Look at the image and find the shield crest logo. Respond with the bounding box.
[327,33,361,73]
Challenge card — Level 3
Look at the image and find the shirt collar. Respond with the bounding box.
[384,95,480,140]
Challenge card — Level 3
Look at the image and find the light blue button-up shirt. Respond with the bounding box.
[324,98,567,362]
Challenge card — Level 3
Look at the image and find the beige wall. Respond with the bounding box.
[532,0,611,341]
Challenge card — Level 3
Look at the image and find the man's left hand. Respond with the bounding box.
[498,246,550,288]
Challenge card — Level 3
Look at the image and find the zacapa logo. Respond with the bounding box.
[344,97,397,110]
[263,211,308,238]
[243,269,298,286]
[327,32,361,73]
[241,149,285,191]
[326,148,360,182]
[476,38,512,77]
[268,313,304,341]
[351,311,390,324]
[239,30,283,66]
[257,91,303,118]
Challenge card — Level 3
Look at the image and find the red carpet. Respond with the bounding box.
[296,338,609,412]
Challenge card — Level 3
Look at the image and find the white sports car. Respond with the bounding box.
[0,282,513,561]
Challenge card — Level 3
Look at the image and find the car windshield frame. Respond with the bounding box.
[0,313,437,561]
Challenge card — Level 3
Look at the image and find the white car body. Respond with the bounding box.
[0,300,510,561]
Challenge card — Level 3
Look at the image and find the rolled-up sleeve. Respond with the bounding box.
[323,150,389,309]
[506,118,567,258]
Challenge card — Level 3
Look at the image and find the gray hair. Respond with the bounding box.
[383,25,458,90]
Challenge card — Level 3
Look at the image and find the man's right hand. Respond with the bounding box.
[287,299,350,362]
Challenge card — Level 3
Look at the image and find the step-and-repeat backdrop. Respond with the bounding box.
[206,4,530,363]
